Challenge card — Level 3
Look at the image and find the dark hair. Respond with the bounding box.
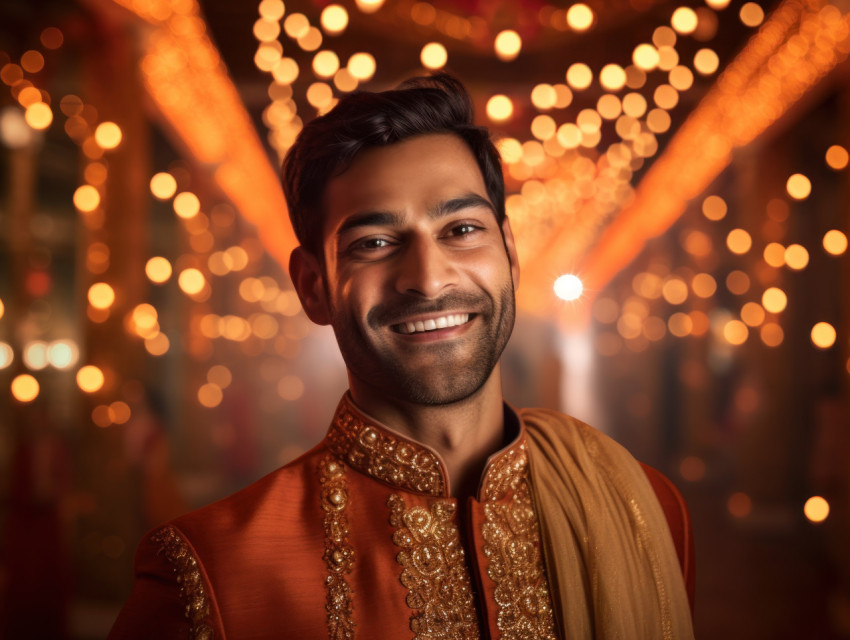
[282,73,505,256]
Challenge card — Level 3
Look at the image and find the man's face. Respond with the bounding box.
[306,133,519,406]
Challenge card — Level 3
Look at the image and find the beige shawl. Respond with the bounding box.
[521,408,695,640]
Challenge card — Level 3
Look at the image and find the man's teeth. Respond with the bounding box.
[396,313,470,334]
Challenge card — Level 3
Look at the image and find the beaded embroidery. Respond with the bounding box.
[319,456,356,639]
[327,398,444,496]
[150,526,215,640]
[387,494,480,639]
[480,445,557,640]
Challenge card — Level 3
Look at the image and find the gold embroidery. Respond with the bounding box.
[151,526,215,640]
[387,494,480,639]
[319,456,355,639]
[481,445,557,640]
[327,398,444,496]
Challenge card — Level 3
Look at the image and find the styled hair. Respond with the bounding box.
[282,73,505,256]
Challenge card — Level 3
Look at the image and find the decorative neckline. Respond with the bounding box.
[324,393,528,499]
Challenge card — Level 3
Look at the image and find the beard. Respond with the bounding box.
[330,283,516,406]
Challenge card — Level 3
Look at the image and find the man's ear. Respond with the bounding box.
[501,216,520,290]
[289,247,332,326]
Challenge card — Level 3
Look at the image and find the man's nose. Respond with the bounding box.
[394,236,458,298]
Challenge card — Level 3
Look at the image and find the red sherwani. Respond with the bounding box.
[110,395,694,639]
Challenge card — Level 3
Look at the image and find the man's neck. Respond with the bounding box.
[348,369,506,500]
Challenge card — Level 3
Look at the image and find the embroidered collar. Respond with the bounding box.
[324,393,528,500]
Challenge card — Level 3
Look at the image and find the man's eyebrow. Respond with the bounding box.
[429,193,495,218]
[335,211,403,237]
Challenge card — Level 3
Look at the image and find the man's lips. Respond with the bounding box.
[391,313,472,335]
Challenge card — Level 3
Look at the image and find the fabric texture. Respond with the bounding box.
[523,407,696,640]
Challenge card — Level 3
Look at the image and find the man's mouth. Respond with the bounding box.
[392,313,471,335]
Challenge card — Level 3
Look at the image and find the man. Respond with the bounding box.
[110,74,695,639]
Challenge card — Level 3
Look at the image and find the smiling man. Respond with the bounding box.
[111,75,695,639]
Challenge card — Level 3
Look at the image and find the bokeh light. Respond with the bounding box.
[702,195,727,220]
[810,322,836,349]
[74,185,101,212]
[178,268,206,295]
[822,230,847,255]
[11,374,39,403]
[786,174,811,200]
[150,172,178,200]
[494,30,522,61]
[554,274,583,301]
[173,192,201,219]
[726,229,752,255]
[784,244,809,270]
[145,257,173,283]
[804,496,830,523]
[320,5,349,34]
[94,122,122,149]
[420,43,448,70]
[567,4,594,31]
[762,287,788,313]
[671,7,698,34]
[88,282,116,310]
[486,95,513,122]
[77,365,105,393]
[566,63,593,90]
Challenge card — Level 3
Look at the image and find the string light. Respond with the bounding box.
[420,42,448,70]
[494,30,522,61]
[486,95,513,122]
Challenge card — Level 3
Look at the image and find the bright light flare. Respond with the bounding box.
[554,274,583,301]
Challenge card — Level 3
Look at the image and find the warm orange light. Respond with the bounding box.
[786,173,811,200]
[273,58,300,84]
[77,365,105,393]
[283,13,310,39]
[347,53,376,81]
[258,0,285,21]
[702,195,727,221]
[668,312,693,337]
[726,270,750,295]
[706,0,730,8]
[760,322,784,347]
[622,93,647,118]
[150,172,177,200]
[25,102,53,130]
[762,287,787,313]
[723,319,749,345]
[671,7,698,34]
[320,5,349,35]
[825,145,849,170]
[254,17,281,42]
[486,95,513,122]
[566,63,593,90]
[207,364,233,388]
[94,122,122,149]
[88,283,116,310]
[763,242,785,267]
[811,322,836,349]
[198,383,223,408]
[804,496,829,523]
[654,84,678,110]
[312,50,340,78]
[278,374,305,400]
[178,268,206,295]
[306,82,334,109]
[145,257,172,284]
[597,95,622,120]
[173,192,201,219]
[11,374,40,403]
[21,49,45,73]
[599,64,626,91]
[726,228,752,254]
[531,115,556,140]
[693,48,719,75]
[740,302,765,327]
[497,138,522,163]
[298,27,323,52]
[494,30,522,62]
[355,0,385,14]
[73,185,101,212]
[691,273,716,298]
[420,42,448,70]
[109,401,132,425]
[633,44,660,71]
[739,2,765,27]
[823,230,847,255]
[784,244,809,270]
[144,332,170,356]
[662,277,688,305]
[566,4,594,31]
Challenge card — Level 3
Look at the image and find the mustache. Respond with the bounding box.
[367,291,491,328]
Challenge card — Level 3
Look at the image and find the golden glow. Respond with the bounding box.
[693,48,719,75]
[566,63,592,90]
[633,44,660,71]
[760,322,784,347]
[654,84,678,110]
[597,95,622,120]
[811,322,836,349]
[312,50,340,78]
[784,244,809,270]
[132,304,159,333]
[145,333,170,356]
[646,109,672,134]
[150,172,178,199]
[566,4,594,31]
[692,273,717,298]
[486,95,513,122]
[825,145,849,170]
[804,496,829,523]
[531,84,556,110]
[702,195,727,221]
[334,68,358,92]
[22,341,48,370]
[420,42,448,70]
[669,65,694,91]
[178,268,206,295]
[662,277,688,305]
[347,53,376,81]
[557,123,581,149]
[109,401,132,425]
[554,274,583,301]
[92,405,111,428]
[726,228,752,254]
[88,283,116,310]
[11,374,39,403]
[741,302,765,327]
[739,2,765,27]
[173,191,201,219]
[0,297,4,320]
[622,93,647,118]
[671,7,698,34]
[258,0,285,21]
[298,27,323,52]
[145,256,172,283]
[225,245,249,271]
[726,270,750,295]
[706,0,731,8]
[17,86,42,108]
[94,122,122,149]
[306,82,334,109]
[321,5,349,34]
[494,30,522,61]
[497,138,522,163]
[762,287,787,313]
[599,64,626,91]
[278,374,305,400]
[198,382,223,408]
[25,102,53,130]
[763,242,785,267]
[207,364,233,388]
[77,365,105,393]
[823,230,848,255]
[254,18,281,42]
[531,115,556,140]
[724,320,749,345]
[273,58,300,84]
[21,50,45,73]
[283,14,310,39]
[40,26,64,49]
[553,84,573,108]
[355,0,385,14]
[73,185,101,213]
[668,312,693,337]
[786,173,811,200]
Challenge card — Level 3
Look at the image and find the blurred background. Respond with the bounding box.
[0,0,848,637]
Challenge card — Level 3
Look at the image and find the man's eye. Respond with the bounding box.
[448,224,480,237]
[351,237,392,252]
